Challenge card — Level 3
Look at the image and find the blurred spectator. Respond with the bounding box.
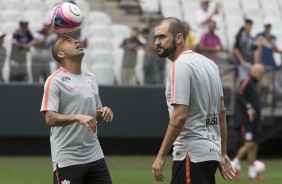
[233,19,259,82]
[255,18,282,105]
[195,0,219,37]
[183,21,196,51]
[256,17,282,67]
[0,31,6,82]
[142,28,166,85]
[198,20,223,63]
[120,27,143,85]
[142,28,155,84]
[31,22,58,83]
[9,20,33,82]
[232,64,265,180]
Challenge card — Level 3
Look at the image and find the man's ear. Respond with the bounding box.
[57,51,65,59]
[176,33,184,44]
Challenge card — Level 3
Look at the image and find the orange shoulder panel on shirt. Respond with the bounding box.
[43,68,63,110]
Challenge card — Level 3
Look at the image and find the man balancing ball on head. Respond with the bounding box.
[41,35,113,184]
[152,17,235,184]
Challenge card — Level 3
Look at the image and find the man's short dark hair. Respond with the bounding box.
[159,17,187,41]
[52,39,62,63]
[141,28,150,35]
[245,19,253,25]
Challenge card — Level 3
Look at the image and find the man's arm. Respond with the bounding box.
[152,104,188,182]
[219,98,235,180]
[96,106,114,122]
[219,98,227,156]
[233,48,246,66]
[45,111,97,132]
[237,80,255,121]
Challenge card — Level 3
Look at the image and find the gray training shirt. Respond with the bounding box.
[166,50,223,163]
[41,68,104,171]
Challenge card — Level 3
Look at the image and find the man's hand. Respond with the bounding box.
[97,106,113,122]
[219,155,236,180]
[152,155,166,182]
[247,109,254,122]
[76,114,97,133]
[246,104,255,122]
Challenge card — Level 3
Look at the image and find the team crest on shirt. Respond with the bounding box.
[87,79,97,93]
[61,76,71,83]
[61,180,70,184]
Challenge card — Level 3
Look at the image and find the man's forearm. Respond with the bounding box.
[158,122,184,157]
[219,103,227,155]
[45,111,78,127]
[158,105,187,156]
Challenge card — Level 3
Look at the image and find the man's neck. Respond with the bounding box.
[62,59,82,75]
[169,45,188,62]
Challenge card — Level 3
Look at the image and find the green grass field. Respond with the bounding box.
[0,156,281,184]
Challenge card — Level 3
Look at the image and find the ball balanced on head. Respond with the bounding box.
[50,2,83,34]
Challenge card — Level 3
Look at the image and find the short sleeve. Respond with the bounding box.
[170,61,192,106]
[40,78,60,112]
[234,34,240,49]
[94,76,102,109]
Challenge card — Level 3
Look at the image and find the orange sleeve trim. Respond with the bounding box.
[173,51,194,62]
[239,76,250,94]
[43,69,63,110]
[186,153,191,184]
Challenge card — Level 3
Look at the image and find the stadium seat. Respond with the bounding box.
[1,10,22,23]
[88,25,112,38]
[2,0,23,11]
[221,0,240,8]
[29,22,43,32]
[111,24,131,39]
[240,0,260,9]
[1,22,18,35]
[260,0,279,9]
[88,37,112,51]
[23,10,44,24]
[75,0,90,14]
[139,0,160,13]
[90,50,114,65]
[44,0,61,13]
[135,49,145,85]
[87,11,112,27]
[24,0,45,11]
[89,63,115,85]
[112,48,124,84]
[262,7,281,18]
[112,37,125,49]
[160,1,182,20]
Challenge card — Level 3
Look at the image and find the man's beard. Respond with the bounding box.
[157,41,176,58]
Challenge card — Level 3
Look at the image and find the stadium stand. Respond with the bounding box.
[1,0,282,84]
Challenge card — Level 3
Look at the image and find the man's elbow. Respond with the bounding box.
[176,113,188,126]
[45,115,55,127]
[220,107,226,115]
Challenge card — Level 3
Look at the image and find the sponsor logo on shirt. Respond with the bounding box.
[61,76,71,83]
[205,113,219,131]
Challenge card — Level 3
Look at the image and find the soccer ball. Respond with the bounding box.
[254,160,266,174]
[50,2,83,34]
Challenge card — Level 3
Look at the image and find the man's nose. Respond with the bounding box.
[155,38,160,45]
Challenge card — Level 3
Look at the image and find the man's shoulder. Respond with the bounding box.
[45,69,67,84]
[82,71,96,79]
